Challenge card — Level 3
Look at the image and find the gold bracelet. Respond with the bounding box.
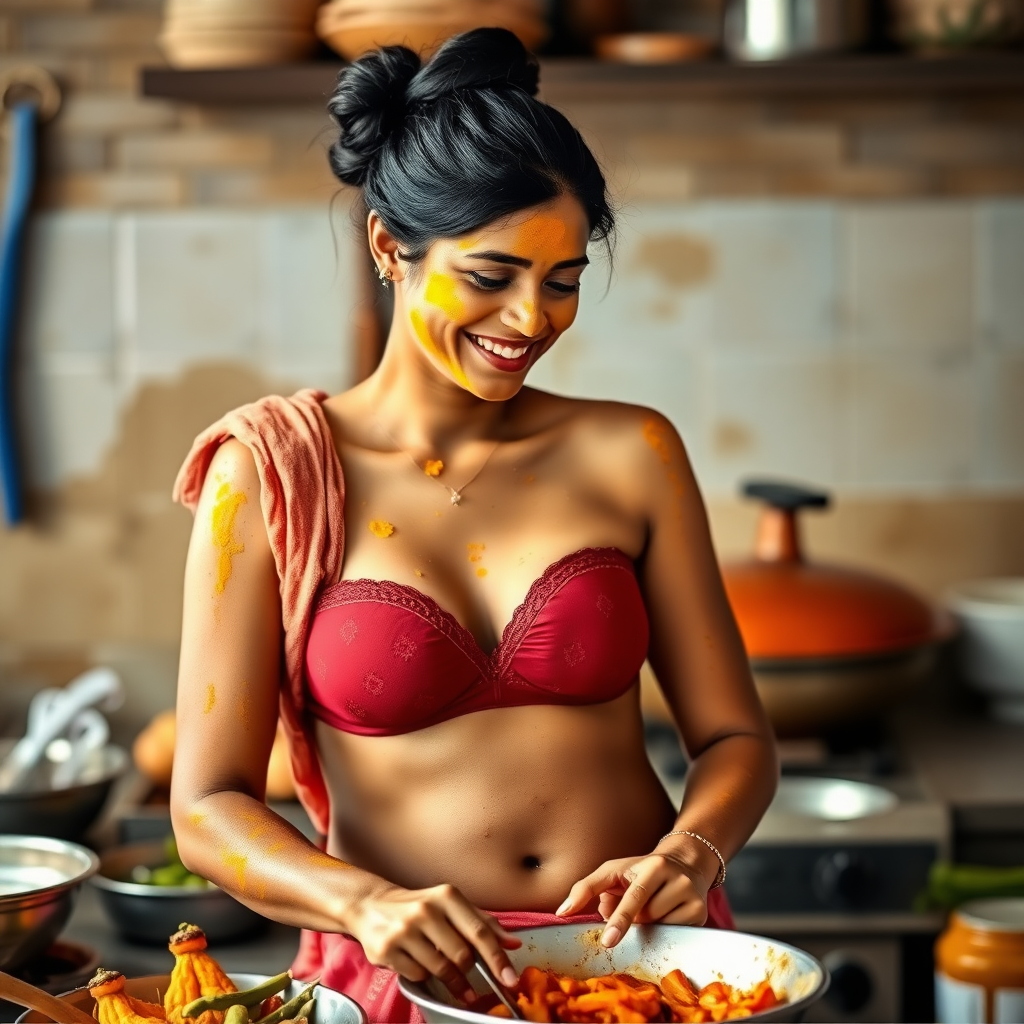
[657,830,727,890]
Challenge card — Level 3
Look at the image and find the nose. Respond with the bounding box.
[500,290,547,339]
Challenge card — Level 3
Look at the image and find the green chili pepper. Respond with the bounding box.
[254,981,318,1024]
[182,971,292,1018]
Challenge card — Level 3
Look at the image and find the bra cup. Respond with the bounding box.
[508,568,650,697]
[306,604,483,730]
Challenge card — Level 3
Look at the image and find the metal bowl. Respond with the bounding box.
[400,923,828,1023]
[0,741,128,841]
[16,972,367,1023]
[0,835,99,972]
[770,778,898,821]
[90,840,268,945]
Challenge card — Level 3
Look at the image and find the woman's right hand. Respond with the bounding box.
[345,882,522,1004]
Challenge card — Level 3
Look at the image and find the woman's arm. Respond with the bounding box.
[557,410,778,941]
[170,439,519,999]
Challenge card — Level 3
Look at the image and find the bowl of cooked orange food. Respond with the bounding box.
[398,924,829,1023]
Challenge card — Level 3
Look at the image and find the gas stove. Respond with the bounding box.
[645,721,949,1022]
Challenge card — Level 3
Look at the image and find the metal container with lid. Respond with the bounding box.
[720,480,952,736]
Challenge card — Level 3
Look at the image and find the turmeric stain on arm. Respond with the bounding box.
[221,850,248,892]
[210,482,247,594]
[642,419,673,465]
[203,684,216,714]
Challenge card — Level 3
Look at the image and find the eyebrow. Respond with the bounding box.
[464,250,590,270]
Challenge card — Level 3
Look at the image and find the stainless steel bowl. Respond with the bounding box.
[724,0,870,60]
[0,741,128,841]
[90,840,267,945]
[0,835,99,972]
[400,923,828,1023]
[16,972,367,1024]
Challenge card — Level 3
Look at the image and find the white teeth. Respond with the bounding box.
[468,333,528,360]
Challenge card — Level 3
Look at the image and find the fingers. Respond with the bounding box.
[556,860,628,917]
[600,872,658,948]
[446,899,522,989]
[402,931,475,1003]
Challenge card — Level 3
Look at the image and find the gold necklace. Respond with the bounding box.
[375,419,501,506]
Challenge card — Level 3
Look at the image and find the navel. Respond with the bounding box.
[522,854,541,870]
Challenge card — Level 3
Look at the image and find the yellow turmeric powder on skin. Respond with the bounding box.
[369,520,395,538]
[424,459,444,477]
[210,482,247,594]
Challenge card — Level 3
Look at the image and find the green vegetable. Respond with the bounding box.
[224,1006,249,1024]
[295,997,315,1020]
[254,981,318,1024]
[182,972,292,1018]
[923,862,1024,909]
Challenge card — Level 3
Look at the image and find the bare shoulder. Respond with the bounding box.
[521,388,687,467]
[197,437,261,504]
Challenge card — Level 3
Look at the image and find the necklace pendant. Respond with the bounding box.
[450,491,462,506]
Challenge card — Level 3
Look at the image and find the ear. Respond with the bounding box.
[367,210,406,283]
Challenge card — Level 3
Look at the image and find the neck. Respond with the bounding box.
[362,311,512,452]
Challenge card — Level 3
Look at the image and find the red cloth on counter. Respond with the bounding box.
[292,891,735,1024]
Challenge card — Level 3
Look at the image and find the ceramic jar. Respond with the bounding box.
[935,899,1024,1024]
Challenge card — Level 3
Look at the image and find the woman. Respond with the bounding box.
[171,28,778,1023]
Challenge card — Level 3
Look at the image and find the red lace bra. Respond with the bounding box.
[305,547,649,736]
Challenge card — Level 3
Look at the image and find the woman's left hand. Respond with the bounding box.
[555,852,712,948]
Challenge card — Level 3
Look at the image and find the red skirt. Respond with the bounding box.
[292,890,734,1023]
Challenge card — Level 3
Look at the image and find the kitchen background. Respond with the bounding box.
[2,0,1023,736]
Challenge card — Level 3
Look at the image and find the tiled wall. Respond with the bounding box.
[19,208,357,489]
[18,199,1024,499]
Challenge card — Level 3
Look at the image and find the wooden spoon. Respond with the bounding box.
[0,968,97,1024]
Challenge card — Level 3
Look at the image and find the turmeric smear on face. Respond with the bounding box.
[203,683,216,714]
[369,519,395,538]
[410,273,472,389]
[514,213,574,263]
[211,482,247,594]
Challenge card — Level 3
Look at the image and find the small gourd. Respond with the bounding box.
[88,969,166,1024]
[164,923,237,1024]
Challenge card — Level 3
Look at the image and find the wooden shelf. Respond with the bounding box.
[139,53,1024,106]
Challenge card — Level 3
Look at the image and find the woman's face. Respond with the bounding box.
[400,193,591,401]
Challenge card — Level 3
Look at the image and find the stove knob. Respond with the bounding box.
[822,955,873,1014]
[813,851,867,908]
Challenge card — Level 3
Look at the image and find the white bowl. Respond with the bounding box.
[947,578,1024,723]
[399,923,828,1022]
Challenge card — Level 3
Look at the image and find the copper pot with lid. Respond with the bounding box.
[720,480,952,736]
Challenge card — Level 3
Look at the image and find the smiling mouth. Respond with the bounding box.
[465,332,535,361]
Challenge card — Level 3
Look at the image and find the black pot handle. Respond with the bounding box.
[741,479,830,512]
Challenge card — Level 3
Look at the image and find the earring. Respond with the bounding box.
[377,265,392,288]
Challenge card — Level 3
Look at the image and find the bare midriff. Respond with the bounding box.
[314,686,676,911]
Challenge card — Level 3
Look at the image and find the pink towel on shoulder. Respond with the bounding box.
[172,388,343,834]
[293,891,734,1023]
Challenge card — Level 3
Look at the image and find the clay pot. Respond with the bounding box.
[888,0,1024,49]
[160,0,322,68]
[719,480,951,737]
[316,0,548,59]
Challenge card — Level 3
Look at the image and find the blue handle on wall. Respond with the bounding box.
[0,100,38,526]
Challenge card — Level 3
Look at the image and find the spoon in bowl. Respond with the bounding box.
[471,953,524,1020]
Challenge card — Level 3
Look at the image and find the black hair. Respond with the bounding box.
[327,28,614,263]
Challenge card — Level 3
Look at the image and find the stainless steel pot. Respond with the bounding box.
[0,835,99,972]
[724,0,871,60]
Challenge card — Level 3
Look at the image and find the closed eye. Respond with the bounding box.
[546,280,580,295]
[467,271,509,291]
